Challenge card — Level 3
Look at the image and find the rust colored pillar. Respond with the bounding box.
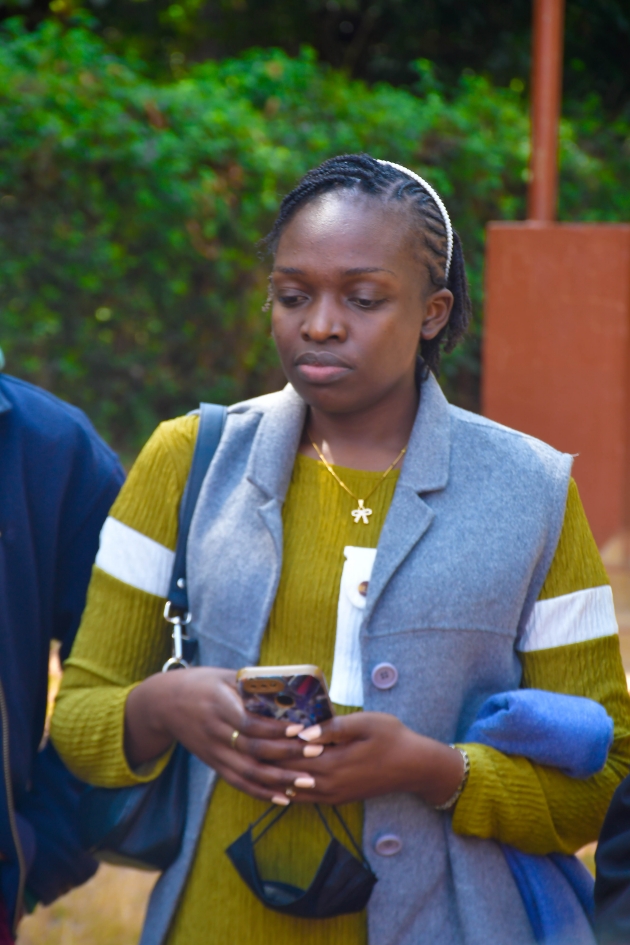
[528,0,565,221]
[482,0,630,549]
[483,223,630,547]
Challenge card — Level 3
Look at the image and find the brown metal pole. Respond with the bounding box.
[527,0,565,221]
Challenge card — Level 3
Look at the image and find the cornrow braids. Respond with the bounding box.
[264,153,472,375]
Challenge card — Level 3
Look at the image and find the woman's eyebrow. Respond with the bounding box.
[344,266,395,275]
[273,266,395,276]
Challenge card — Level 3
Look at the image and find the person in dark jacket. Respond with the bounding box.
[0,371,124,941]
[595,772,630,943]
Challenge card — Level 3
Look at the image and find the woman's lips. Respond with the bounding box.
[296,363,351,383]
[294,353,352,384]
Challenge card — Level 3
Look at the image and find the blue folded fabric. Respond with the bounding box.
[501,846,596,944]
[465,688,614,778]
[463,688,614,944]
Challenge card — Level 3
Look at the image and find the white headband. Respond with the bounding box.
[376,159,453,280]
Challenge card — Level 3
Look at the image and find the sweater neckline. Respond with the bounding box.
[295,450,402,483]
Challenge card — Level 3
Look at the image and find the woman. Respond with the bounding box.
[52,154,630,945]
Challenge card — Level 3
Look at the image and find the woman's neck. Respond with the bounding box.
[300,374,419,471]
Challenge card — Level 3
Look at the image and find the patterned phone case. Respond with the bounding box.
[237,667,335,725]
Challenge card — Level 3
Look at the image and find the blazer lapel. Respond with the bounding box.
[246,384,307,503]
[189,385,306,666]
[363,373,451,624]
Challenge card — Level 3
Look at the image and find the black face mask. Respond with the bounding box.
[225,804,377,919]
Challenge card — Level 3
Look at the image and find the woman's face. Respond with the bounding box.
[271,191,453,415]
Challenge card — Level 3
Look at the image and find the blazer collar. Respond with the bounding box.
[245,370,451,502]
[362,375,451,623]
[245,384,307,501]
[399,371,451,495]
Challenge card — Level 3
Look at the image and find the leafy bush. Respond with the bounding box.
[1,19,628,455]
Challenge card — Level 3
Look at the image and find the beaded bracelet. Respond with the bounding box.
[434,746,471,811]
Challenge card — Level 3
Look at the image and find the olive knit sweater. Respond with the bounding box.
[51,414,630,945]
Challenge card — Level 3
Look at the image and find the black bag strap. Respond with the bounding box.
[162,403,227,671]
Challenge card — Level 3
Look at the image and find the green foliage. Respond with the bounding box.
[1,20,629,454]
[4,0,630,122]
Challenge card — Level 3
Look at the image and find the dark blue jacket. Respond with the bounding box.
[0,374,124,931]
[595,772,630,943]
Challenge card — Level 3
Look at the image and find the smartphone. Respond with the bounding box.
[236,664,335,726]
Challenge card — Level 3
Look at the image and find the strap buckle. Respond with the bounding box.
[162,601,192,672]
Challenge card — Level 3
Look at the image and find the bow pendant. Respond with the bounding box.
[351,499,373,525]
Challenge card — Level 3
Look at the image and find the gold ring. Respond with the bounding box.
[230,730,240,750]
[285,786,297,798]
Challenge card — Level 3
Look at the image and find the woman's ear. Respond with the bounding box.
[420,289,454,340]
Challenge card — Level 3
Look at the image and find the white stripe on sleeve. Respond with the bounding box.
[95,516,174,598]
[517,584,617,653]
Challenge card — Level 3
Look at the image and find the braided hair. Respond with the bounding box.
[265,153,471,376]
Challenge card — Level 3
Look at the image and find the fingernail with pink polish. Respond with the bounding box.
[303,744,324,757]
[298,725,322,742]
[285,723,305,738]
[294,776,316,789]
[271,794,290,806]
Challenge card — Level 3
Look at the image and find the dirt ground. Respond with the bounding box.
[17,865,156,945]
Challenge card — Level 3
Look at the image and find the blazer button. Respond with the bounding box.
[374,833,403,857]
[371,662,398,690]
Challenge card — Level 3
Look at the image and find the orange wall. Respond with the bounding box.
[483,222,630,546]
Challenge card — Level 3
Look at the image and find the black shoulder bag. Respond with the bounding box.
[79,403,227,871]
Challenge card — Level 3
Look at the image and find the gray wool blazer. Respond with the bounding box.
[140,373,578,945]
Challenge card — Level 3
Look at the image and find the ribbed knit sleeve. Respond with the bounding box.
[50,415,197,787]
[452,479,630,854]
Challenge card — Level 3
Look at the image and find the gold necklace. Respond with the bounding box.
[308,436,407,525]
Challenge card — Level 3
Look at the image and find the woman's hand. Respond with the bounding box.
[124,667,317,804]
[276,712,465,807]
